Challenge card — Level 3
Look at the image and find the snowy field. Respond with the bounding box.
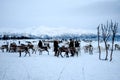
[0,39,120,80]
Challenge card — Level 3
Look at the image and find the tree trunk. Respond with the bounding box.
[97,26,101,60]
[110,36,115,61]
[98,46,101,60]
[105,41,108,60]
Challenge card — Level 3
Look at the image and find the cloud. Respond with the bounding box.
[0,0,119,35]
[71,0,120,16]
[27,25,96,36]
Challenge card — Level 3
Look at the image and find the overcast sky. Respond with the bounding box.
[0,0,120,35]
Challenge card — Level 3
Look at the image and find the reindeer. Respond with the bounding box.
[9,42,17,52]
[83,44,93,54]
[0,45,9,52]
[58,46,78,57]
[38,46,50,55]
[16,45,30,57]
[58,46,69,57]
[75,40,81,54]
[115,44,120,50]
[27,42,36,54]
[37,40,50,55]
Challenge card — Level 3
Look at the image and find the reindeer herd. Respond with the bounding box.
[0,39,120,57]
[0,40,50,57]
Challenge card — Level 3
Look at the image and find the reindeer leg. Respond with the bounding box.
[34,49,36,54]
[6,48,8,52]
[76,51,78,57]
[24,51,27,57]
[60,52,63,58]
[65,52,69,58]
[25,50,30,57]
[56,51,59,57]
[33,49,36,54]
[45,48,49,55]
[19,51,21,57]
[32,49,35,54]
[39,49,42,55]
[28,51,30,56]
[46,50,49,55]
[2,49,4,52]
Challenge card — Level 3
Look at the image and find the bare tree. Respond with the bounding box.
[97,25,101,60]
[101,21,111,60]
[110,21,118,61]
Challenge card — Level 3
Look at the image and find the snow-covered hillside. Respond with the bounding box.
[0,40,120,80]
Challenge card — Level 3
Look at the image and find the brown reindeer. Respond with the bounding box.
[27,43,36,54]
[0,45,9,52]
[9,42,17,52]
[58,46,69,57]
[16,45,30,57]
[58,46,78,57]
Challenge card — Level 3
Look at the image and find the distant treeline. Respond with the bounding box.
[0,35,33,40]
[0,34,120,41]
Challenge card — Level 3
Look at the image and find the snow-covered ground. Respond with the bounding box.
[0,40,120,80]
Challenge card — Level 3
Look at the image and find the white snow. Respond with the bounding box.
[0,40,120,80]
